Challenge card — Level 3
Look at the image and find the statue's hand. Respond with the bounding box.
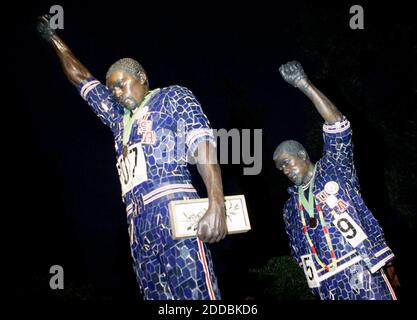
[385,263,401,290]
[37,14,56,42]
[197,202,227,244]
[279,61,308,88]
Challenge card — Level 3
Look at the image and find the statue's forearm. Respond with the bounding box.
[195,142,227,243]
[195,142,224,206]
[50,34,92,86]
[197,162,225,206]
[298,79,343,124]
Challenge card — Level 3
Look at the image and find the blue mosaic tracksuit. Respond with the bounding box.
[77,78,220,300]
[283,118,397,300]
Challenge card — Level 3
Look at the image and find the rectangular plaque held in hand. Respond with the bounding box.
[168,195,251,240]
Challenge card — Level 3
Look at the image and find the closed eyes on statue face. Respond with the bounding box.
[106,70,148,111]
[276,151,310,186]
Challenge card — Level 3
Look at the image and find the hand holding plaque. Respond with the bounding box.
[168,195,251,240]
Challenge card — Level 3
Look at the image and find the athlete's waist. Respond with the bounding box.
[142,183,197,205]
[305,250,363,284]
[124,175,197,204]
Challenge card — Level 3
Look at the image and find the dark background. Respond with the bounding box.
[5,1,416,302]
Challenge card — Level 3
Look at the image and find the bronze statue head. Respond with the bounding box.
[106,58,149,111]
[273,140,314,186]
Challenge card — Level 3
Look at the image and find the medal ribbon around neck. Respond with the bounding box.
[298,165,317,220]
[122,89,159,156]
[298,165,338,271]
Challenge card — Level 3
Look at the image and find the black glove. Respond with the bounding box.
[37,14,56,42]
[279,60,308,88]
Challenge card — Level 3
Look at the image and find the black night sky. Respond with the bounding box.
[6,1,416,303]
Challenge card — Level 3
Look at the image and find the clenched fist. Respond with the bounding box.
[37,14,56,42]
[197,202,227,244]
[279,60,308,88]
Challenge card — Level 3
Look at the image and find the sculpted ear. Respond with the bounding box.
[140,73,147,85]
[297,150,307,161]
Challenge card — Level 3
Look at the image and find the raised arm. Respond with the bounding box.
[37,14,92,86]
[38,14,124,132]
[279,61,343,124]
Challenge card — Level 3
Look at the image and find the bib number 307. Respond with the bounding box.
[301,254,320,288]
[116,143,147,195]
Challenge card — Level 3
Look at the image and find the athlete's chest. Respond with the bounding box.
[290,172,366,250]
[114,102,176,155]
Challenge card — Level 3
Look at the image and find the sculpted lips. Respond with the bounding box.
[122,97,136,107]
[288,173,297,180]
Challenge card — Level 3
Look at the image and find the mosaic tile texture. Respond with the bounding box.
[283,118,396,300]
[78,78,220,300]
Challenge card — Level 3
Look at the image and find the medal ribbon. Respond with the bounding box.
[298,165,316,219]
[122,88,160,148]
[297,165,338,271]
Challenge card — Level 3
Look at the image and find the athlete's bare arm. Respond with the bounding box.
[194,141,227,244]
[279,61,343,124]
[38,14,92,86]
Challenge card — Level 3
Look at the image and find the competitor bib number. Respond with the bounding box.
[116,143,147,195]
[332,212,367,248]
[301,254,320,288]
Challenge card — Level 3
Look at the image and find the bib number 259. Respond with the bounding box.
[332,212,367,248]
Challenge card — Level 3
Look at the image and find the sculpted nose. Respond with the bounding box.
[113,88,122,98]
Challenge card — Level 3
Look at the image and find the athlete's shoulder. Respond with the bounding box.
[162,85,194,97]
[283,195,296,214]
[159,86,200,110]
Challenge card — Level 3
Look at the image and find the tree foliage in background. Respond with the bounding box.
[251,255,316,300]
